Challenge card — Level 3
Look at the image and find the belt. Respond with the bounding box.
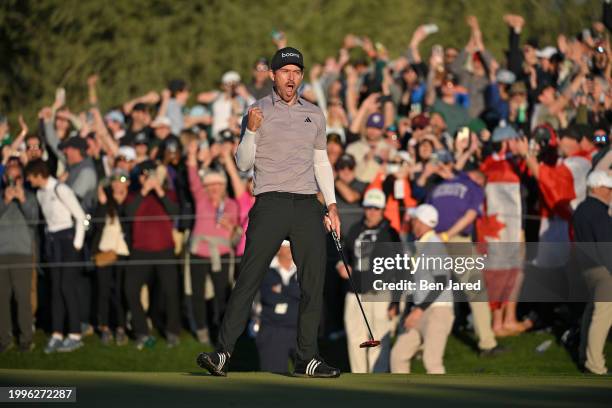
[256,191,317,200]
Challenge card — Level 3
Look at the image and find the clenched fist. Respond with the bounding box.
[247,107,263,132]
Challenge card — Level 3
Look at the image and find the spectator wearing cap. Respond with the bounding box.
[58,136,98,214]
[133,131,150,164]
[159,135,194,246]
[149,116,173,158]
[212,136,254,273]
[346,106,397,183]
[25,159,86,353]
[124,160,181,349]
[573,170,612,375]
[0,160,38,352]
[248,57,274,100]
[123,103,154,147]
[115,145,137,174]
[104,110,126,142]
[337,188,400,373]
[391,204,454,374]
[198,71,255,139]
[186,142,239,344]
[92,169,131,346]
[255,240,300,373]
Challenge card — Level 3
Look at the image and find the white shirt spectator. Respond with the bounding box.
[37,177,86,250]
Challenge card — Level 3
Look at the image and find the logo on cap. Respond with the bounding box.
[282,52,300,58]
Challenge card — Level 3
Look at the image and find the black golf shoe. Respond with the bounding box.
[196,351,230,377]
[293,356,341,378]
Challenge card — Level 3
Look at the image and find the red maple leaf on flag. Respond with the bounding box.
[476,213,506,242]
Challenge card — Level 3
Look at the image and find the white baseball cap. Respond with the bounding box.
[151,116,172,128]
[222,71,241,85]
[117,146,136,162]
[409,204,439,228]
[587,170,612,188]
[536,46,557,60]
[281,240,291,247]
[362,189,386,209]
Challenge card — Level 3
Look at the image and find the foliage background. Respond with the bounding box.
[0,0,603,126]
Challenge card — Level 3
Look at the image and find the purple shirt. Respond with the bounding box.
[427,172,484,236]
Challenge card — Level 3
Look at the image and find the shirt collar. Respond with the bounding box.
[418,229,438,243]
[43,176,57,191]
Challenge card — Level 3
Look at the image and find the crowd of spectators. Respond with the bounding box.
[0,13,611,375]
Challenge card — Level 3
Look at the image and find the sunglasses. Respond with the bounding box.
[364,206,383,210]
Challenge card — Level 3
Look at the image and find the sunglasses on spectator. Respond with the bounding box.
[593,131,609,145]
[364,206,382,210]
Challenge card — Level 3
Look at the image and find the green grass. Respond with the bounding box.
[0,329,609,375]
[0,370,610,408]
[0,330,610,407]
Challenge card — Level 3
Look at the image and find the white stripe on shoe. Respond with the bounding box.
[311,361,321,375]
[218,353,225,370]
[306,359,316,376]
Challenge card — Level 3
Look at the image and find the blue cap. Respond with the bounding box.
[105,110,125,126]
[492,123,519,142]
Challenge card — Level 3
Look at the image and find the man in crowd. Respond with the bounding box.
[25,159,86,353]
[0,160,38,352]
[573,170,612,375]
[338,188,400,373]
[390,204,454,374]
[124,160,181,349]
[255,241,300,373]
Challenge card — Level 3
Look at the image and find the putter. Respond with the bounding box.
[326,213,380,348]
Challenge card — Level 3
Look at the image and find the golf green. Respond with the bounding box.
[0,369,610,407]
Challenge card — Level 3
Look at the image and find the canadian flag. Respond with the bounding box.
[534,152,591,268]
[477,154,523,306]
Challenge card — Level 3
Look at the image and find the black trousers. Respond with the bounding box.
[47,229,81,335]
[96,257,127,328]
[218,192,326,361]
[191,254,230,330]
[124,249,180,337]
[0,254,33,347]
[256,324,296,373]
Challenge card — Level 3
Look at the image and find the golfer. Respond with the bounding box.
[197,47,341,378]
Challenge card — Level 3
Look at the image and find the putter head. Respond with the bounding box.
[359,339,381,348]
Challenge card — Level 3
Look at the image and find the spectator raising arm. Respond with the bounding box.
[122,90,160,115]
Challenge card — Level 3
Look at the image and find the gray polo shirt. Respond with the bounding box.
[248,92,327,195]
